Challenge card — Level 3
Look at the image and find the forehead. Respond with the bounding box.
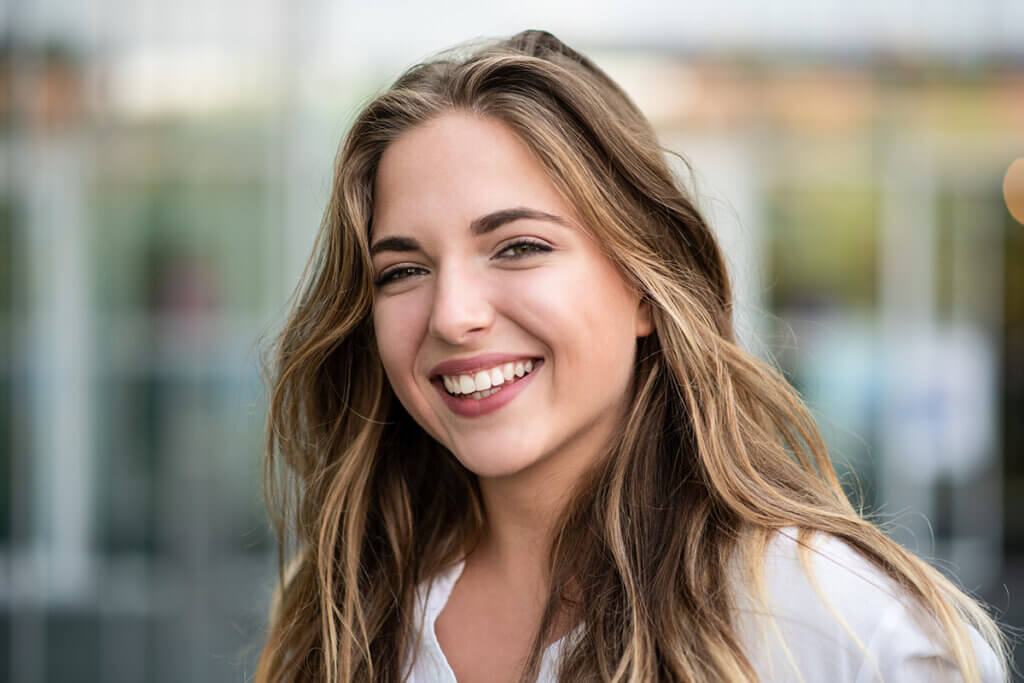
[371,112,573,237]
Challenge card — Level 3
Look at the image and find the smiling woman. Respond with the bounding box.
[256,30,1008,683]
[370,112,652,479]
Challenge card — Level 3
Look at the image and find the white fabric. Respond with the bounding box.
[404,528,1003,682]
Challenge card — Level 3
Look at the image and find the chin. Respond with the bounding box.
[452,447,545,480]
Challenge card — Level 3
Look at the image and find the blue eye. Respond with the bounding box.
[374,265,426,287]
[496,239,551,259]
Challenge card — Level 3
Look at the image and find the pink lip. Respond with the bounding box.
[428,352,542,378]
[432,359,543,418]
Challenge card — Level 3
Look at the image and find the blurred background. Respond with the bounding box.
[1,0,1023,681]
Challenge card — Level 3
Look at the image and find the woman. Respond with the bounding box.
[256,29,1008,682]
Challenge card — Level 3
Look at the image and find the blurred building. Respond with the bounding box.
[1,2,1022,681]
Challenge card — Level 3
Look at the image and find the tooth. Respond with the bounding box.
[502,363,515,381]
[470,390,483,399]
[459,375,475,394]
[473,370,492,391]
[525,359,533,373]
[514,361,525,377]
[443,376,455,393]
[490,367,504,386]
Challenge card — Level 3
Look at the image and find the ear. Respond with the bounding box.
[635,296,654,338]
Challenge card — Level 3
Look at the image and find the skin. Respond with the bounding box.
[370,111,653,681]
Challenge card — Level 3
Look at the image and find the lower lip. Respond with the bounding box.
[433,360,544,418]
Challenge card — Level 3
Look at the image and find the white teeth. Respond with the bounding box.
[442,359,539,397]
[473,370,492,391]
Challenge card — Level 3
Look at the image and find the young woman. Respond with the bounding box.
[256,29,1008,682]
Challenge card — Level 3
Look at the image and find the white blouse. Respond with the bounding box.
[403,528,1004,682]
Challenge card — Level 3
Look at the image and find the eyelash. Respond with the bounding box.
[495,238,551,260]
[373,239,551,287]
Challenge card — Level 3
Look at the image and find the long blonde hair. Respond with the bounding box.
[256,29,1008,682]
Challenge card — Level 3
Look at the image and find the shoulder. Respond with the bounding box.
[731,527,1004,682]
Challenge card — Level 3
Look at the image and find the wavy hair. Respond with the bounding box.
[255,29,1007,682]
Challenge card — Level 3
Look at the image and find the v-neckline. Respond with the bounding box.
[418,559,580,681]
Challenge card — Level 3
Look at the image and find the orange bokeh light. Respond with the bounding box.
[1005,158,1024,225]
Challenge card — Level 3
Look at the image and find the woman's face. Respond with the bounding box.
[370,112,652,481]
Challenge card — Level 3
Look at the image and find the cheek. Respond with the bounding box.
[372,298,428,390]
[512,259,638,354]
[372,299,451,446]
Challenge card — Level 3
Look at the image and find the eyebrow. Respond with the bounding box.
[369,206,567,257]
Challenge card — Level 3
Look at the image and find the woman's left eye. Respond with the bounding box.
[495,239,552,260]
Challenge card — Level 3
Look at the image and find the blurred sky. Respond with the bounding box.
[5,0,1023,132]
[5,0,1024,65]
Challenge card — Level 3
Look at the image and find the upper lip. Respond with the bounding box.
[429,353,542,378]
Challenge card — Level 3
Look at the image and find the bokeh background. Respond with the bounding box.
[2,1,1023,681]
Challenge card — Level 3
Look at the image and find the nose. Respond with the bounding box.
[427,263,494,345]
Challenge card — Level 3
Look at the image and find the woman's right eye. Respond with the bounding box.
[374,266,427,287]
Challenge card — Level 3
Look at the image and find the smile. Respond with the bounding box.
[441,359,536,399]
[432,358,543,418]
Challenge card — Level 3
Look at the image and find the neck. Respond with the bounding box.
[470,428,610,591]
